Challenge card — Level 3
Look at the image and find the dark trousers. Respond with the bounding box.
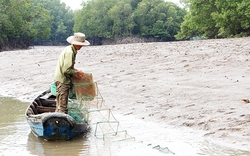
[55,81,70,114]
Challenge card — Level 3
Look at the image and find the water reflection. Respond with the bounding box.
[27,132,86,156]
[0,97,27,126]
[0,97,30,155]
[0,97,250,156]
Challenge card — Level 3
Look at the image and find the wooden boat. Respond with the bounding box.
[25,90,90,140]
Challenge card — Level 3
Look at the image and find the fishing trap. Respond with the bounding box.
[68,73,135,142]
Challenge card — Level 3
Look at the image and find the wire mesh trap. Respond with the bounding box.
[68,73,135,142]
[67,73,177,155]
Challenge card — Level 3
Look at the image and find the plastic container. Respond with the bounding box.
[50,83,57,96]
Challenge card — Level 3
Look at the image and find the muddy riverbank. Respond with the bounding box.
[1,37,250,152]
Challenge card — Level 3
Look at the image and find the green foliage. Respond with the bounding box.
[74,0,186,41]
[132,0,186,39]
[0,0,76,49]
[34,0,74,44]
[176,0,250,39]
[0,0,51,49]
[0,0,187,49]
[108,0,134,38]
[74,0,117,39]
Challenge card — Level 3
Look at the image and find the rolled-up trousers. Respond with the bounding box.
[55,81,70,114]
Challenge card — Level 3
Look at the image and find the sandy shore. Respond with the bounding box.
[1,37,250,149]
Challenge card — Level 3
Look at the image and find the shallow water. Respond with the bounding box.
[0,97,249,156]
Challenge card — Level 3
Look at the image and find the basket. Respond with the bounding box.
[71,73,96,101]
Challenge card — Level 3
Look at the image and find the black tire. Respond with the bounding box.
[41,112,76,128]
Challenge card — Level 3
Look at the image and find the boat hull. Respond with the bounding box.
[25,90,89,140]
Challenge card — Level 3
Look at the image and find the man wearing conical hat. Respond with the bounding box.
[54,32,90,114]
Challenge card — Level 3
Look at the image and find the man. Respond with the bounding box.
[54,32,90,113]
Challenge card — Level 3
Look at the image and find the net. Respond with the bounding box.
[68,73,135,142]
[67,73,176,154]
[89,105,135,142]
[70,73,96,101]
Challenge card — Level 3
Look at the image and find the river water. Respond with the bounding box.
[0,97,249,156]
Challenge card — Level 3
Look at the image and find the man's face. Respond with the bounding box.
[74,44,83,50]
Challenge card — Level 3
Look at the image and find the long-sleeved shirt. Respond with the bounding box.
[54,45,77,85]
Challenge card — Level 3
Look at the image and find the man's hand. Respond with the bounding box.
[74,69,84,78]
[77,70,84,78]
